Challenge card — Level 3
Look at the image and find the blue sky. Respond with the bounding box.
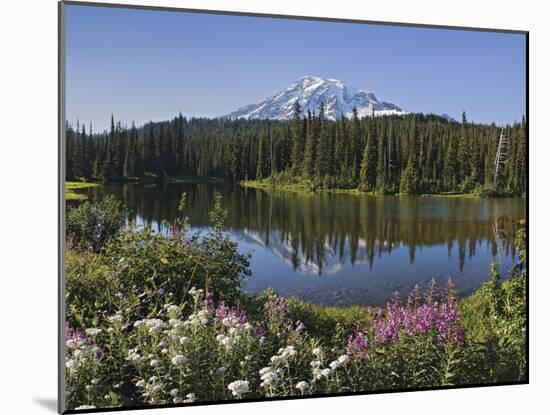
[65,4,526,132]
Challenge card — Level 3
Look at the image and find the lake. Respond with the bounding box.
[79,182,526,306]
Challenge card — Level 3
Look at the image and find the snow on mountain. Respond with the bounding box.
[222,75,407,121]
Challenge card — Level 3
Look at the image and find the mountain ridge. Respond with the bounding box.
[222,76,407,121]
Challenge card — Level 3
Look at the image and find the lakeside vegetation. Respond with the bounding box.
[65,196,526,410]
[65,106,525,197]
[65,181,100,200]
[240,175,513,198]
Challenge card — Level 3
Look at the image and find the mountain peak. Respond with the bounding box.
[223,76,406,121]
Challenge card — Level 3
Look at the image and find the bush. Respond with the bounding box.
[66,196,127,252]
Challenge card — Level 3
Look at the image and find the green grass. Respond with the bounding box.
[65,181,99,200]
[241,179,483,198]
[241,178,520,199]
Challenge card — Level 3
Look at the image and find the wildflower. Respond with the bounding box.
[312,347,322,356]
[295,381,310,392]
[227,380,250,397]
[144,319,165,334]
[150,359,160,368]
[310,360,321,368]
[337,355,350,365]
[321,368,333,377]
[280,345,297,358]
[127,350,142,363]
[189,287,204,298]
[270,355,285,365]
[65,359,79,372]
[170,389,179,397]
[179,336,189,345]
[184,393,196,403]
[216,334,236,351]
[329,360,341,370]
[171,354,187,366]
[166,305,180,316]
[108,313,124,324]
[260,368,279,387]
[136,380,146,388]
[217,366,227,373]
[346,331,370,358]
[197,309,210,319]
[85,328,101,337]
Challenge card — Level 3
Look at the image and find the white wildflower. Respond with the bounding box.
[85,328,101,337]
[312,347,322,356]
[179,336,189,345]
[329,360,341,370]
[227,380,250,397]
[108,313,124,324]
[295,381,310,392]
[321,368,333,377]
[150,359,160,368]
[260,368,279,387]
[270,355,285,365]
[197,309,210,319]
[217,366,227,373]
[166,305,180,315]
[338,355,350,365]
[184,393,196,403]
[171,354,187,366]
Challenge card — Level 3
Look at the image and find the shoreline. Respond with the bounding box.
[240,179,518,199]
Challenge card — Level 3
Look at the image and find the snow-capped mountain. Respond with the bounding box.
[223,75,407,121]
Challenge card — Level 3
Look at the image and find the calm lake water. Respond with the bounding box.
[79,182,526,306]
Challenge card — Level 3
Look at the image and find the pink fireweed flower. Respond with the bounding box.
[65,324,91,350]
[346,331,370,358]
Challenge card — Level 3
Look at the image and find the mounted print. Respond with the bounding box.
[59,1,528,413]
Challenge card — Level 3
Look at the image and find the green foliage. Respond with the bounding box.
[66,111,526,196]
[66,196,127,252]
[65,181,99,201]
[64,196,527,410]
[66,195,251,330]
[459,220,527,381]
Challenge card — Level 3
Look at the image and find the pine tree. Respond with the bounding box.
[376,121,387,192]
[444,131,459,191]
[290,101,303,175]
[302,111,316,179]
[227,134,242,182]
[256,128,270,179]
[400,116,421,194]
[349,107,362,181]
[315,103,332,179]
[358,121,378,192]
[457,112,471,185]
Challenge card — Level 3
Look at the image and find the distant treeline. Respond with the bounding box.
[66,104,526,195]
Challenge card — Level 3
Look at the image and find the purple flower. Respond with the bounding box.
[347,331,370,358]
